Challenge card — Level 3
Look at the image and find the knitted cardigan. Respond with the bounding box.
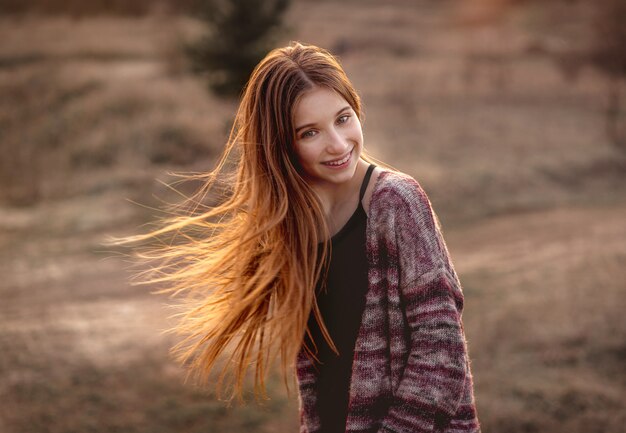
[296,169,481,433]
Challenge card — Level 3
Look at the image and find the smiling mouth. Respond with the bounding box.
[322,148,353,167]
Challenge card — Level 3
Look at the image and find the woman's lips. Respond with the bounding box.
[322,148,353,167]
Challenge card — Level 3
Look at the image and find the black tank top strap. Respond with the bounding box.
[359,164,377,202]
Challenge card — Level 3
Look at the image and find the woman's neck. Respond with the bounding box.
[312,159,369,235]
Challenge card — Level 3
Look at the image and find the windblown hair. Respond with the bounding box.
[126,42,372,400]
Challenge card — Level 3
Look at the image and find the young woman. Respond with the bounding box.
[133,42,481,433]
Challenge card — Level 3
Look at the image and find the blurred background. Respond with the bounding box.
[1,0,625,432]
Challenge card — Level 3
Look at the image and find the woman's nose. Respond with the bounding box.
[326,128,349,154]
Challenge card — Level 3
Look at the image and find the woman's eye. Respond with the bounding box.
[301,130,317,139]
[337,114,350,124]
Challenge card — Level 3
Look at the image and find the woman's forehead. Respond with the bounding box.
[293,87,350,124]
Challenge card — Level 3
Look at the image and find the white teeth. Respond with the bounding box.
[324,151,351,166]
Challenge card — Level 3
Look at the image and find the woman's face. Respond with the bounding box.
[292,86,363,190]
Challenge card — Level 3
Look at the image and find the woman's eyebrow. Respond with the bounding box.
[295,105,351,132]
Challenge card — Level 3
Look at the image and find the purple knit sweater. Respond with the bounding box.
[296,170,481,433]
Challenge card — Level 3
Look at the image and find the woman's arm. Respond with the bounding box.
[377,177,469,433]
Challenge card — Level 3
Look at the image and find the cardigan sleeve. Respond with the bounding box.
[377,176,468,433]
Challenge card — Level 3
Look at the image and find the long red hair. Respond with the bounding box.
[126,41,373,400]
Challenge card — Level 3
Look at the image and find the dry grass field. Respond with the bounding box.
[0,0,625,432]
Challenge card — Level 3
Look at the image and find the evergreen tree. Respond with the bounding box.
[590,0,626,152]
[188,0,290,97]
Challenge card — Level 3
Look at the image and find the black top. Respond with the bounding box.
[306,164,376,433]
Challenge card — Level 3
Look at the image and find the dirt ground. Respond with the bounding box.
[1,1,625,432]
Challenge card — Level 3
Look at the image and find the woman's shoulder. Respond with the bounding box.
[367,168,446,259]
[368,168,432,215]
